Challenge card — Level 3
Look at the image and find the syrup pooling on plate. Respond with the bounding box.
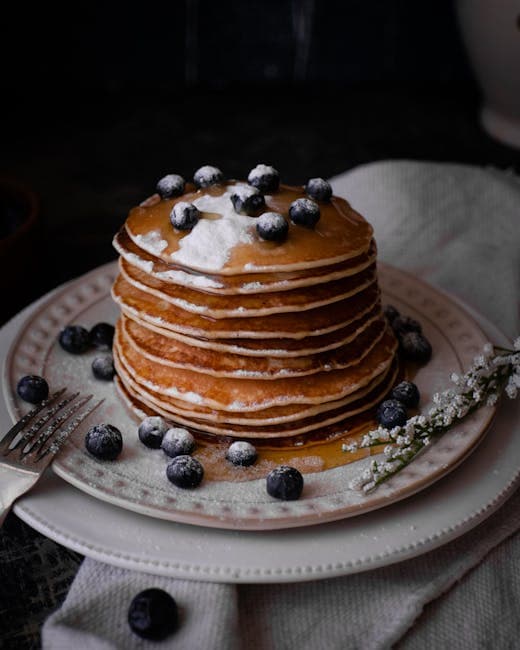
[112,166,400,477]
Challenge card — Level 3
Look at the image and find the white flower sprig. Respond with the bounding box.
[344,338,520,494]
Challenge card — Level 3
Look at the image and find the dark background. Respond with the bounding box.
[1,2,520,648]
[1,0,519,328]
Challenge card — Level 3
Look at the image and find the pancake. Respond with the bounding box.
[112,275,381,339]
[111,173,400,444]
[114,228,378,294]
[114,325,397,411]
[120,312,387,378]
[125,182,373,274]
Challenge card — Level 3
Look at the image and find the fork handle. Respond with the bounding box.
[0,469,39,526]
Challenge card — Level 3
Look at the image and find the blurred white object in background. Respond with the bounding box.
[457,0,520,149]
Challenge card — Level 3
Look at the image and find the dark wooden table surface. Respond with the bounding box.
[1,85,519,649]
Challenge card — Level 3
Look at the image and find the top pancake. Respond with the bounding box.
[124,182,373,275]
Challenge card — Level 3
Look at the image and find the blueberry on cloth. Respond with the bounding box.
[193,165,224,188]
[161,427,195,458]
[376,399,408,429]
[128,588,179,640]
[289,198,320,227]
[256,212,288,242]
[58,325,90,354]
[247,164,280,193]
[156,173,185,199]
[138,416,169,449]
[230,185,266,215]
[89,322,115,350]
[392,315,422,336]
[170,202,200,231]
[166,455,204,488]
[383,305,400,324]
[266,466,304,500]
[85,423,123,460]
[226,440,258,467]
[305,177,332,202]
[91,355,116,381]
[390,381,420,409]
[17,375,49,404]
[400,331,433,363]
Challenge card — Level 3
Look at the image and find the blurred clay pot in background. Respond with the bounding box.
[0,177,40,321]
[456,0,520,149]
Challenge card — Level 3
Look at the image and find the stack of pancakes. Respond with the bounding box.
[112,181,399,442]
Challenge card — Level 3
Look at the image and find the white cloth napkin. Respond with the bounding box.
[42,161,520,650]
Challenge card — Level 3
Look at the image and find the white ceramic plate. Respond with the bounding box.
[1,266,518,582]
[3,262,497,530]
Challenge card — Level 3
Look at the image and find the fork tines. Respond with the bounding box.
[1,391,104,466]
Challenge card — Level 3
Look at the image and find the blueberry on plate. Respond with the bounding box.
[266,466,304,500]
[138,416,169,449]
[89,322,115,350]
[305,177,332,202]
[376,399,408,429]
[390,381,420,408]
[289,198,320,227]
[156,173,185,199]
[256,212,288,242]
[383,304,400,325]
[226,440,257,467]
[91,355,116,381]
[59,325,90,354]
[85,423,123,460]
[230,185,265,215]
[166,455,204,488]
[128,588,178,640]
[170,202,200,231]
[17,375,49,404]
[392,315,422,336]
[247,164,280,193]
[400,332,433,363]
[193,165,224,188]
[161,427,195,458]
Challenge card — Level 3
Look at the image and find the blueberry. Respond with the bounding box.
[305,177,332,202]
[376,399,408,429]
[390,381,420,408]
[226,441,257,467]
[166,455,204,488]
[247,164,280,193]
[89,322,115,350]
[289,198,320,228]
[128,588,178,641]
[266,466,304,500]
[392,315,422,336]
[383,305,400,324]
[230,186,265,216]
[59,325,90,354]
[161,427,195,458]
[400,332,433,363]
[92,355,116,381]
[256,212,288,242]
[170,202,200,231]
[85,423,123,460]
[17,375,49,404]
[193,165,224,188]
[156,173,185,199]
[138,416,169,449]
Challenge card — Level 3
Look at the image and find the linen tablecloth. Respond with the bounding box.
[42,160,520,649]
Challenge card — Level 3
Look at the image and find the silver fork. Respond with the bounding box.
[0,389,103,525]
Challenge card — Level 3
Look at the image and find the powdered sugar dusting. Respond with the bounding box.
[154,268,223,289]
[171,184,255,270]
[135,230,168,256]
